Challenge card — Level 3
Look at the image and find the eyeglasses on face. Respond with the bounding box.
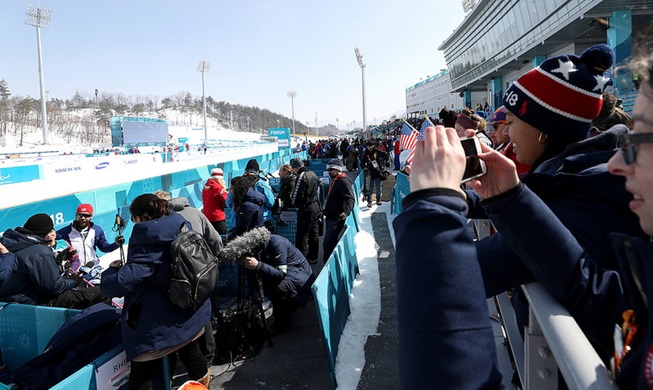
[618,132,653,165]
[76,213,92,219]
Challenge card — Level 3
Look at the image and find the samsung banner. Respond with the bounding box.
[268,127,291,148]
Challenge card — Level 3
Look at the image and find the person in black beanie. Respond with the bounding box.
[0,213,110,308]
[322,159,354,263]
[289,157,321,264]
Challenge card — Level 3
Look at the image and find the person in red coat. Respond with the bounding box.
[202,168,229,235]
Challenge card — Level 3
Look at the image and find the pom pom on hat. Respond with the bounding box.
[502,44,614,142]
[289,158,304,169]
[76,204,94,215]
[24,213,54,237]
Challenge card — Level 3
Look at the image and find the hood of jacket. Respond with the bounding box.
[243,187,266,206]
[128,212,187,249]
[169,197,190,212]
[1,228,46,253]
[523,124,630,204]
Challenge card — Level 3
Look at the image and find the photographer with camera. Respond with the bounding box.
[223,227,315,335]
[57,204,123,270]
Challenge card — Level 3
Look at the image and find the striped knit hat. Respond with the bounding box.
[502,44,614,142]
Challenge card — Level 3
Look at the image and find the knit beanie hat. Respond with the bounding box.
[490,106,507,124]
[245,159,260,173]
[289,158,304,169]
[502,44,614,142]
[326,159,343,172]
[23,213,54,237]
[211,168,224,177]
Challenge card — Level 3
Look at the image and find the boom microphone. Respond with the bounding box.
[219,227,271,263]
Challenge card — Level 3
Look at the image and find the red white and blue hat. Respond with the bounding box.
[502,44,614,142]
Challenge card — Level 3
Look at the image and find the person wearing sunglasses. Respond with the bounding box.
[56,203,123,270]
[395,43,653,388]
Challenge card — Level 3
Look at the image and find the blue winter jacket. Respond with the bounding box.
[0,251,16,288]
[226,175,276,222]
[256,234,315,305]
[0,228,76,304]
[395,185,653,388]
[467,125,645,297]
[100,212,210,360]
[232,188,266,238]
[394,189,504,389]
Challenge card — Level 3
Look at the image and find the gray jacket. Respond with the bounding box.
[169,197,223,255]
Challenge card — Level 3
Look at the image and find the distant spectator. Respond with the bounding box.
[322,159,354,263]
[202,168,229,235]
[289,157,321,264]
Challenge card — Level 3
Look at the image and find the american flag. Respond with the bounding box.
[400,121,419,150]
[406,116,436,164]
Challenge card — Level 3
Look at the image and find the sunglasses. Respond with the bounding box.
[618,132,653,165]
[76,213,92,219]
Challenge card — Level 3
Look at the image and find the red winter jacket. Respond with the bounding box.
[202,178,228,222]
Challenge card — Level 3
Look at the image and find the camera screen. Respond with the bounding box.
[460,138,484,180]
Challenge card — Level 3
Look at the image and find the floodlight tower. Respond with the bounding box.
[354,48,367,133]
[287,91,297,134]
[26,5,51,145]
[197,61,211,144]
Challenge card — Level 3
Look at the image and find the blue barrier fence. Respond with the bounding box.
[311,171,364,389]
[392,171,409,215]
[0,149,307,246]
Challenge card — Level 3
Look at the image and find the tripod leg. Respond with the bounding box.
[255,272,273,347]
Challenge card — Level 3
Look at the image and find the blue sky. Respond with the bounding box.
[1,1,466,129]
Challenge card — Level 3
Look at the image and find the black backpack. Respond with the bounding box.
[168,226,220,311]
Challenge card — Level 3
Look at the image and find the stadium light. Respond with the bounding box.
[197,61,211,144]
[26,5,51,145]
[287,91,297,134]
[354,48,367,132]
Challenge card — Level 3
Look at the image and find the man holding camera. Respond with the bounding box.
[322,159,354,263]
[57,204,123,270]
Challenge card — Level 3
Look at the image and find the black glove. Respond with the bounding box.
[114,235,125,245]
[56,248,77,266]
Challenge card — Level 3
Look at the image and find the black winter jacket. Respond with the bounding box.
[0,228,76,304]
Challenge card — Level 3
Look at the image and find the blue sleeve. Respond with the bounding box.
[482,184,626,358]
[463,189,488,219]
[226,191,233,208]
[93,225,119,253]
[394,190,504,389]
[29,251,76,296]
[257,181,275,208]
[0,252,16,288]
[100,257,154,298]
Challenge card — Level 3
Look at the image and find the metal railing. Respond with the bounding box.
[492,282,619,390]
